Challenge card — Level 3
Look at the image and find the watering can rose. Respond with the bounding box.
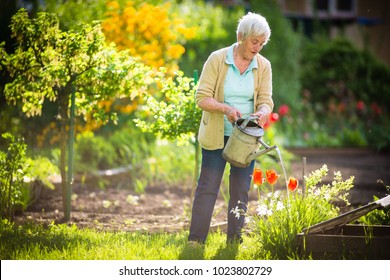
[288,177,299,191]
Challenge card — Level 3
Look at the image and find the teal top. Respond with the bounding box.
[223,43,257,136]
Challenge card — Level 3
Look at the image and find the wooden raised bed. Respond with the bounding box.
[297,195,390,259]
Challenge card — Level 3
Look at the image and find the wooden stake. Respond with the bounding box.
[302,157,306,196]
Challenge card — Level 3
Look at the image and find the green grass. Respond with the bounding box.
[0,220,261,260]
[1,165,366,260]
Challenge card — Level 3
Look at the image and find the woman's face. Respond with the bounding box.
[241,34,268,60]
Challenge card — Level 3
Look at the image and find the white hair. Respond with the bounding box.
[236,12,271,45]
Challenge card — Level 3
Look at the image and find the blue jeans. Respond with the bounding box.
[188,137,255,243]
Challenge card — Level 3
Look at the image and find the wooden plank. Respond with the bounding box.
[338,225,390,236]
[311,224,390,236]
[209,222,227,233]
[297,233,390,259]
[304,203,381,234]
[304,195,390,234]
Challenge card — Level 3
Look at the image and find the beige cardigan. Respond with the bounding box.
[196,47,274,150]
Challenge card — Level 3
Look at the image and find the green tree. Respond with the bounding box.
[0,9,152,221]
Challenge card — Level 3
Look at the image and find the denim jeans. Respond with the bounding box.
[188,137,255,243]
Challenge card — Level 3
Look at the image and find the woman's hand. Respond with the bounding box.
[251,107,269,127]
[198,98,242,123]
[224,106,242,124]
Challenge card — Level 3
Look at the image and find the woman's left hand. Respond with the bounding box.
[251,109,269,127]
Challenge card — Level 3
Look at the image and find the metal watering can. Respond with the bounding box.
[222,116,277,168]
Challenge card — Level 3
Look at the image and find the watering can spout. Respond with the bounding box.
[248,138,277,161]
[247,145,277,162]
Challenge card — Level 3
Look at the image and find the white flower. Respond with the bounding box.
[273,190,281,198]
[256,204,269,216]
[230,206,241,219]
[276,201,285,211]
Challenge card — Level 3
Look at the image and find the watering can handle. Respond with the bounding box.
[240,116,259,129]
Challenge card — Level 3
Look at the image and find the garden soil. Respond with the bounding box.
[13,148,390,233]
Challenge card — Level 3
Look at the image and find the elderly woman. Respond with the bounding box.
[188,12,274,245]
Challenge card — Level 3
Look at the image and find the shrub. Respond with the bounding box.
[0,133,28,218]
[0,133,60,218]
[298,37,390,149]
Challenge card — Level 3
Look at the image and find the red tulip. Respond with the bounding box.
[252,168,265,185]
[269,112,279,123]
[371,102,382,115]
[356,100,365,111]
[288,177,299,191]
[266,169,279,185]
[263,113,279,130]
[278,105,289,117]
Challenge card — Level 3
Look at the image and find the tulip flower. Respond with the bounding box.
[288,177,299,191]
[269,112,279,123]
[371,102,382,115]
[266,169,279,185]
[278,104,289,117]
[356,100,365,111]
[252,168,265,185]
[263,112,279,129]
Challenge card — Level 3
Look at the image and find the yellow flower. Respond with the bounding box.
[167,44,185,60]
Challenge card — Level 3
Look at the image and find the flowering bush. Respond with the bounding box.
[232,165,354,259]
[102,1,196,73]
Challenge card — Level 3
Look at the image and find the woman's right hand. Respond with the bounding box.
[198,98,242,123]
[224,106,242,123]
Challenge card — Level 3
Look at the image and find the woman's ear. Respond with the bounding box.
[237,33,243,43]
